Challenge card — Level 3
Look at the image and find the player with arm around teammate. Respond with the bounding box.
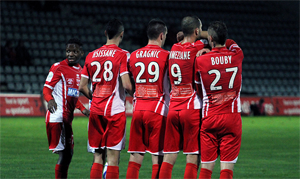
[79,19,133,179]
[158,16,208,179]
[195,21,244,179]
[43,38,90,179]
[125,19,170,179]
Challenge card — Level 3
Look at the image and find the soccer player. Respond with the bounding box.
[159,16,208,179]
[195,21,244,179]
[126,19,170,179]
[79,19,133,179]
[43,38,90,179]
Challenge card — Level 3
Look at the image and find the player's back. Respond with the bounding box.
[129,44,170,115]
[196,39,244,116]
[168,41,204,110]
[82,44,129,116]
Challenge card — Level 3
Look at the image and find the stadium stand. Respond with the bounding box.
[0,1,299,96]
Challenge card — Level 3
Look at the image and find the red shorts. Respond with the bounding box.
[201,113,242,163]
[88,112,126,151]
[164,109,201,154]
[128,111,166,155]
[46,122,74,153]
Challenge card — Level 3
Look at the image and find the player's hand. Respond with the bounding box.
[47,99,57,113]
[177,31,184,42]
[82,109,90,117]
[196,48,211,57]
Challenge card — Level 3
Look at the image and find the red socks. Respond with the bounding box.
[184,163,198,178]
[90,163,103,179]
[158,162,173,179]
[220,169,233,179]
[106,166,119,179]
[151,164,160,179]
[198,168,212,179]
[55,164,69,179]
[126,161,141,179]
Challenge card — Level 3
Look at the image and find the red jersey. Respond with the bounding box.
[168,40,205,110]
[129,44,170,116]
[81,44,130,116]
[195,39,244,117]
[44,59,82,123]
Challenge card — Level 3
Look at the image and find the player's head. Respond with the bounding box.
[105,19,124,41]
[181,16,202,39]
[147,19,168,47]
[65,38,84,66]
[207,21,228,47]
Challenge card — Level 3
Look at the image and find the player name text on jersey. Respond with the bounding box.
[136,50,160,58]
[211,55,232,65]
[92,50,116,58]
[169,51,191,60]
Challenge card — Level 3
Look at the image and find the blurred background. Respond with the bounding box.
[1,0,299,97]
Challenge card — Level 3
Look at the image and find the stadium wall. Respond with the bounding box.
[0,94,299,117]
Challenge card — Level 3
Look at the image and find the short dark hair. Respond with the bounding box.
[181,16,201,36]
[66,38,83,47]
[106,19,124,39]
[147,19,167,40]
[208,21,228,45]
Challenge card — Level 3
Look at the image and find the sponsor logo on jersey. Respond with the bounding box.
[46,72,54,82]
[67,88,79,97]
[67,78,74,86]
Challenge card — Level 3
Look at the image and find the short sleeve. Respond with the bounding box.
[44,63,62,90]
[81,62,89,79]
[120,52,130,76]
[194,58,201,84]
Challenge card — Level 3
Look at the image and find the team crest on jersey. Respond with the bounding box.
[67,78,74,86]
[67,88,79,97]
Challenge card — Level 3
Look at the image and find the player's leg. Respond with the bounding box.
[105,112,127,179]
[218,113,242,179]
[126,111,145,179]
[182,109,201,179]
[198,116,218,179]
[146,111,166,179]
[199,162,215,179]
[89,113,107,179]
[46,121,72,179]
[219,163,234,179]
[159,110,180,179]
[151,154,163,179]
[106,149,120,179]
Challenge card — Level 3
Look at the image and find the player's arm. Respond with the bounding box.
[76,100,89,117]
[43,86,57,113]
[79,76,93,100]
[43,65,61,113]
[200,31,208,39]
[194,59,203,99]
[121,73,133,96]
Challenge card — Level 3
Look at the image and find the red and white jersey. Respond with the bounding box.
[129,45,170,117]
[168,40,205,110]
[81,44,130,116]
[195,39,244,117]
[44,59,82,123]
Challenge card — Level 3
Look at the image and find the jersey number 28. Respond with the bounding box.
[91,61,113,82]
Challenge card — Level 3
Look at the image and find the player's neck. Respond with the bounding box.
[214,44,225,48]
[106,39,120,47]
[181,35,197,44]
[148,40,161,47]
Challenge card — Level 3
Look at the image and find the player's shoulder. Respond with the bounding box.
[50,59,66,70]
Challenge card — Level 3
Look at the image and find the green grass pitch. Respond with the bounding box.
[1,116,299,178]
